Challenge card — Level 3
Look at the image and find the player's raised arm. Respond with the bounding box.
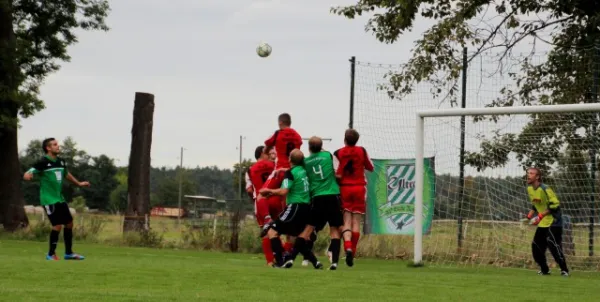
[265,130,278,147]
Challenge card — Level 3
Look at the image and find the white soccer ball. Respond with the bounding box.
[256,42,272,58]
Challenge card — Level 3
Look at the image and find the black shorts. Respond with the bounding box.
[272,203,311,236]
[44,202,73,226]
[309,194,343,230]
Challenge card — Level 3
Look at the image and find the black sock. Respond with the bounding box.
[49,230,60,256]
[270,238,284,266]
[295,237,318,265]
[64,227,73,255]
[330,238,341,264]
[304,237,315,260]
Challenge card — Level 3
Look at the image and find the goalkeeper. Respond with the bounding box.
[523,167,569,276]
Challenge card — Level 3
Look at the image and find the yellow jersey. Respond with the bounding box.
[527,184,560,228]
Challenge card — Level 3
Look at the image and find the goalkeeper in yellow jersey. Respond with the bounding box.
[524,167,569,276]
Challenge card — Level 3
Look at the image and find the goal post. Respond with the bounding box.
[414,103,600,266]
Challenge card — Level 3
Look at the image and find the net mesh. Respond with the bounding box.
[354,50,600,271]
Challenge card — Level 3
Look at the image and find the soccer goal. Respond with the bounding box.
[413,103,600,271]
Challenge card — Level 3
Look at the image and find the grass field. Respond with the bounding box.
[1,240,600,301]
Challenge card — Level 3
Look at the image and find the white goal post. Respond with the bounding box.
[414,103,600,265]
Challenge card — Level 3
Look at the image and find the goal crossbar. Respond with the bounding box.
[413,103,600,265]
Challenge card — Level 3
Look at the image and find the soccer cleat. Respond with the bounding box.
[345,249,354,267]
[46,254,59,261]
[64,253,85,260]
[314,261,323,270]
[329,263,338,270]
[537,271,550,275]
[561,271,570,277]
[283,259,294,269]
[301,260,309,267]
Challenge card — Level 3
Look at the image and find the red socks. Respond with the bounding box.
[261,237,274,264]
[343,239,353,251]
[283,241,293,253]
[351,232,360,255]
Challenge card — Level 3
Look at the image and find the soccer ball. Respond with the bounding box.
[256,42,272,58]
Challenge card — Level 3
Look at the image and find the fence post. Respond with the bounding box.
[457,47,468,250]
[349,56,356,129]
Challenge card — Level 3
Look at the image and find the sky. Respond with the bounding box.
[19,0,551,174]
[18,0,437,169]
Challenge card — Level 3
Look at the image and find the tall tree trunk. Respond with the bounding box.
[123,92,154,232]
[0,0,29,231]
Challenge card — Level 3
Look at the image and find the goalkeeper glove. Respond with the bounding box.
[529,213,544,225]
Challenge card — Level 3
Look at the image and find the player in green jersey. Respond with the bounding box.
[259,149,322,269]
[300,136,344,270]
[23,138,90,261]
[523,167,569,276]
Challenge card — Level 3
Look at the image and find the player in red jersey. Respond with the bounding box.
[334,129,374,258]
[264,113,303,170]
[246,145,289,266]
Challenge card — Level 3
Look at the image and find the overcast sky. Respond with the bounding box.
[19,0,549,173]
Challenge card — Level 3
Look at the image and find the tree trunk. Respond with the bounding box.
[123,92,155,232]
[0,0,29,231]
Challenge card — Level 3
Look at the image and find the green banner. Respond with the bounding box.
[365,158,435,235]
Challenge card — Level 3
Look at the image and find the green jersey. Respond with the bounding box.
[28,155,68,206]
[303,151,340,197]
[281,166,310,204]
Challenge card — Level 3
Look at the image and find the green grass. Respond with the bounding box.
[1,240,600,301]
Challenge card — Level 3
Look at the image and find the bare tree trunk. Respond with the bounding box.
[0,0,28,231]
[123,92,154,232]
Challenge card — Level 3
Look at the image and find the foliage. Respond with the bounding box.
[332,0,600,175]
[232,159,253,199]
[1,0,110,128]
[19,136,118,210]
[71,196,86,213]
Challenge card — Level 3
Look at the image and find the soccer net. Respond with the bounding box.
[353,53,600,272]
[415,104,600,271]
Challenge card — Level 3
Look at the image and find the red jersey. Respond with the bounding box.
[334,146,374,186]
[264,128,303,169]
[247,159,275,198]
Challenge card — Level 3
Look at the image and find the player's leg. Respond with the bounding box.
[290,204,322,269]
[351,185,367,256]
[326,195,344,270]
[59,202,84,260]
[547,226,569,275]
[263,203,299,267]
[44,204,62,260]
[340,187,354,263]
[531,227,550,274]
[351,213,362,255]
[255,200,275,266]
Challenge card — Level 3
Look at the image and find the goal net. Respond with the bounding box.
[415,104,600,271]
[353,54,600,272]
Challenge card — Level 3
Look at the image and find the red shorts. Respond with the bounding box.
[340,185,366,214]
[255,196,285,227]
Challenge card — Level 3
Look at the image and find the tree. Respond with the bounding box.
[109,168,128,214]
[0,0,110,230]
[124,92,155,232]
[232,159,254,199]
[155,169,196,207]
[332,1,600,174]
[79,155,118,210]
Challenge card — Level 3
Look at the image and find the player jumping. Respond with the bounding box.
[300,136,344,270]
[334,129,374,265]
[261,113,303,253]
[23,138,90,261]
[524,167,569,276]
[259,149,323,269]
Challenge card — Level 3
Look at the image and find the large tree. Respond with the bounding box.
[332,1,600,175]
[0,0,109,230]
